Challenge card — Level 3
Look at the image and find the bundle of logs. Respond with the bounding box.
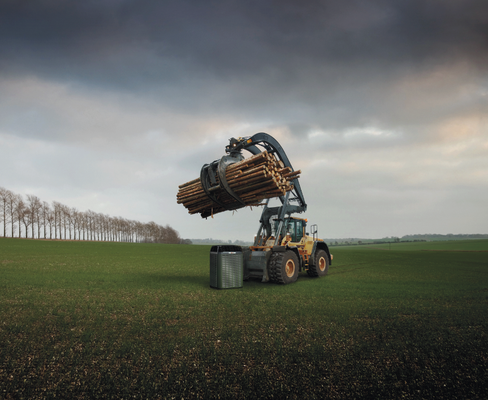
[177,151,300,218]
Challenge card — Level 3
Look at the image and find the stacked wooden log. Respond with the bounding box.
[177,151,300,218]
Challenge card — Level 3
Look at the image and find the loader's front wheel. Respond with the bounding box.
[270,250,299,284]
[307,249,329,277]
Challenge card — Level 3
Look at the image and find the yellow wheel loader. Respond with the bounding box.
[199,132,333,285]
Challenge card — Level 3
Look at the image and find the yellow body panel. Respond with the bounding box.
[251,216,333,269]
[281,234,319,267]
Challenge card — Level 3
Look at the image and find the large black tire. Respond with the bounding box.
[307,249,329,277]
[269,250,299,284]
[268,252,279,283]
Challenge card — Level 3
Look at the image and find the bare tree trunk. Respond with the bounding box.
[42,202,49,239]
[53,202,59,239]
[7,193,18,238]
[0,187,13,237]
[0,187,5,237]
[45,203,54,240]
[71,208,78,240]
[62,205,69,240]
[14,196,26,239]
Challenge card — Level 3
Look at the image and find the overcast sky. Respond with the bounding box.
[1,0,487,241]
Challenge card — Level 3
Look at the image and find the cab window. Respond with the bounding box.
[287,219,304,242]
[286,222,296,241]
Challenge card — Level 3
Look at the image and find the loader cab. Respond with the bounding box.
[274,217,307,243]
[286,218,307,242]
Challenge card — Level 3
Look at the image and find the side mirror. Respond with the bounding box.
[310,224,318,239]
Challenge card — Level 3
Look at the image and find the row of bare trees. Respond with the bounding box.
[0,187,181,244]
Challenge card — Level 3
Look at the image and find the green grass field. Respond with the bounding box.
[1,238,487,399]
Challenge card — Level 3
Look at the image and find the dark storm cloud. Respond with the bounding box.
[1,0,487,145]
[0,0,488,141]
[0,0,488,157]
[2,1,487,90]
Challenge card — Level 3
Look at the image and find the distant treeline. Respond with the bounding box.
[190,238,252,246]
[326,233,488,246]
[0,187,181,244]
[401,234,488,241]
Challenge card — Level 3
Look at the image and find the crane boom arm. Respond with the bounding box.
[225,132,307,247]
[226,132,307,213]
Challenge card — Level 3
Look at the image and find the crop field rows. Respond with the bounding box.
[1,238,487,399]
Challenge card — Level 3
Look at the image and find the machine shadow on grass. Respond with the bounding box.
[135,271,324,290]
[135,272,209,288]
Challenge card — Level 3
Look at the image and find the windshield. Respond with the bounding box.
[273,218,304,242]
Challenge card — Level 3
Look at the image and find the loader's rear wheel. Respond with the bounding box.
[269,250,299,284]
[307,249,329,277]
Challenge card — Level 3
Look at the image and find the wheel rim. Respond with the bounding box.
[318,257,326,272]
[285,259,295,277]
